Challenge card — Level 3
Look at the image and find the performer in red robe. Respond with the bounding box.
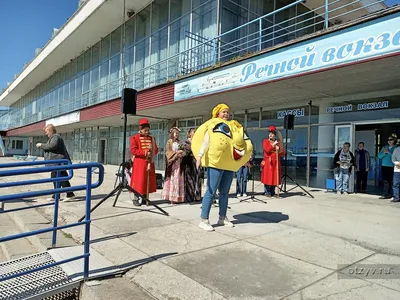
[261,125,284,197]
[129,118,159,197]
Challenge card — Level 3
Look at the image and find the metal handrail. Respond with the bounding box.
[0,160,104,283]
[0,159,73,188]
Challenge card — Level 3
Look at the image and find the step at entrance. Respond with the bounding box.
[0,246,118,300]
[0,252,79,300]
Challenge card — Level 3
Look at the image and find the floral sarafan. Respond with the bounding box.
[192,118,253,172]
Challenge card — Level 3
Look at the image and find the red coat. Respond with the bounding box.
[261,139,285,186]
[129,134,159,195]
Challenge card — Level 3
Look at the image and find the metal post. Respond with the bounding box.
[284,129,289,192]
[306,101,312,187]
[258,19,262,51]
[52,170,61,248]
[325,0,329,29]
[83,167,92,280]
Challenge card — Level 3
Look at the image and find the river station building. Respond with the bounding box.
[1,0,399,193]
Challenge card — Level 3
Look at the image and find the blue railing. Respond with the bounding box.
[0,159,104,282]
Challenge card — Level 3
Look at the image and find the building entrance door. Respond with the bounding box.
[335,124,355,193]
[354,121,400,195]
[99,139,107,164]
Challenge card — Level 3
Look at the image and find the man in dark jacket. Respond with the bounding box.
[333,142,355,195]
[36,124,75,202]
[354,142,370,193]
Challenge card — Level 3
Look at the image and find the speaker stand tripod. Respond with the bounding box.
[78,113,169,222]
[279,129,314,198]
[240,165,267,204]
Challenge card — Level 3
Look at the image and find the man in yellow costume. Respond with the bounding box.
[192,103,253,231]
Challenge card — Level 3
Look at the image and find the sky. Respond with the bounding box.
[0,0,399,93]
[0,0,78,90]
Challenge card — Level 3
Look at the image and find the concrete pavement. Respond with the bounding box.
[0,157,399,299]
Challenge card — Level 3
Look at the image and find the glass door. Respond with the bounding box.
[335,124,355,193]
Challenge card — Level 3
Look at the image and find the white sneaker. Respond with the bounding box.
[217,217,234,228]
[199,219,214,232]
[63,196,75,202]
[343,192,349,195]
[337,191,341,195]
[237,194,241,198]
[243,193,248,197]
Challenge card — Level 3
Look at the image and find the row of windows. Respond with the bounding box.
[9,0,218,129]
[8,0,325,130]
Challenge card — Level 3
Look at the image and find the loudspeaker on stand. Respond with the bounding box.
[121,88,137,115]
[284,114,295,130]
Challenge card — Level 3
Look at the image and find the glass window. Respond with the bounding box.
[192,0,218,39]
[111,27,122,55]
[233,111,245,126]
[247,110,260,128]
[100,61,109,86]
[136,6,151,41]
[83,71,90,92]
[77,55,84,74]
[91,66,100,89]
[84,49,91,71]
[100,35,110,62]
[125,17,135,46]
[76,76,83,99]
[151,0,169,32]
[70,80,76,100]
[170,0,190,22]
[310,125,335,189]
[92,42,100,66]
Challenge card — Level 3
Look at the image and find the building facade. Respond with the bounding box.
[1,0,399,192]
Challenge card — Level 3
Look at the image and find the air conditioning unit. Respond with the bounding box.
[35,48,42,56]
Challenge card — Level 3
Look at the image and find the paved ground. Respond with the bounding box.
[1,157,400,300]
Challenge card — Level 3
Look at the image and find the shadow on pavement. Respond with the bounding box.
[89,232,137,244]
[232,211,289,224]
[70,252,178,281]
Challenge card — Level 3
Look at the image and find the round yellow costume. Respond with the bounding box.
[191,104,253,172]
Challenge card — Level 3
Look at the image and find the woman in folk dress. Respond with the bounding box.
[182,128,202,202]
[162,127,186,204]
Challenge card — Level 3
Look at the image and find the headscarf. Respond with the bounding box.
[212,103,230,118]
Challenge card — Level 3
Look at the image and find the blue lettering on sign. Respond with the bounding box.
[174,14,400,102]
[326,105,353,113]
[357,101,389,110]
[240,45,316,83]
[277,108,305,119]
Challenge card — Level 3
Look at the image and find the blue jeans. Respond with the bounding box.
[393,172,400,200]
[236,166,248,195]
[336,168,350,192]
[201,167,234,219]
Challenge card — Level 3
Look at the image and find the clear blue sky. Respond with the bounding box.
[0,0,78,90]
[0,0,399,93]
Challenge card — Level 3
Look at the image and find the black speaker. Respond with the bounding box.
[121,88,137,115]
[284,114,295,130]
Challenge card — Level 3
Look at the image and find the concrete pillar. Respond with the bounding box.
[315,102,335,188]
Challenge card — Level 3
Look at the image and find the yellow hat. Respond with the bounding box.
[212,103,230,118]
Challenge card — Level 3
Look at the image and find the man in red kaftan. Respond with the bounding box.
[129,118,159,197]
